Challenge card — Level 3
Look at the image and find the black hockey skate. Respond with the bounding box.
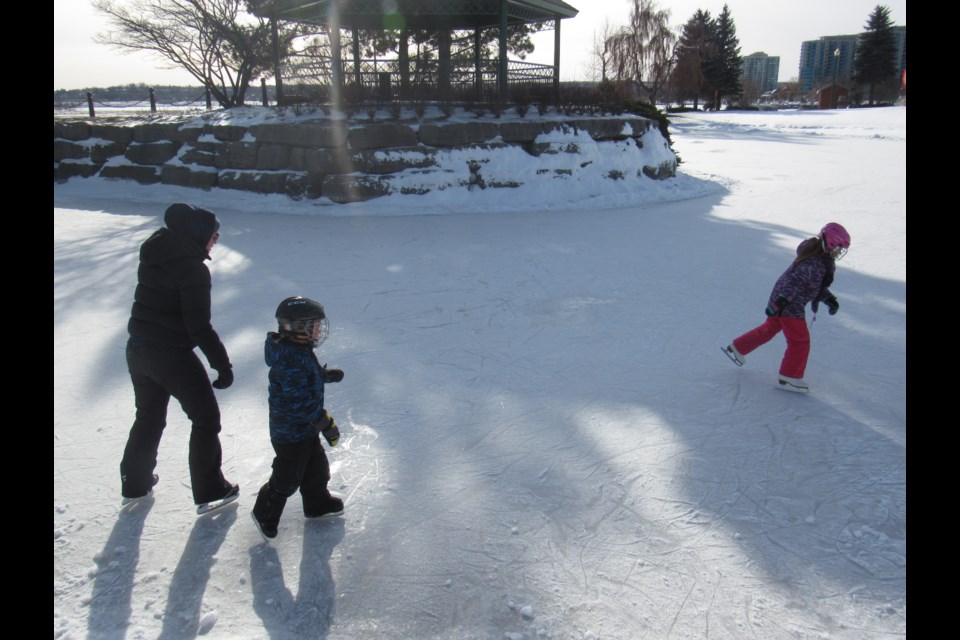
[196,483,240,515]
[121,474,159,507]
[305,495,344,519]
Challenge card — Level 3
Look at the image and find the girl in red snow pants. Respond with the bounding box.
[733,316,810,379]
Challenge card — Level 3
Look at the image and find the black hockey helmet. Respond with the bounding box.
[275,296,329,347]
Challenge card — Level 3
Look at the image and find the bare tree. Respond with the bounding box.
[607,0,676,104]
[92,0,298,107]
[588,18,618,82]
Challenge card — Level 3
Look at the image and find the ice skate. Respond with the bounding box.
[722,344,745,366]
[305,495,344,519]
[121,474,159,507]
[196,483,240,515]
[777,374,809,393]
[251,511,277,541]
[252,483,286,539]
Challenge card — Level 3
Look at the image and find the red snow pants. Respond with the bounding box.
[732,316,810,379]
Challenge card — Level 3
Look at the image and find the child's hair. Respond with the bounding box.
[793,237,822,265]
[794,223,851,265]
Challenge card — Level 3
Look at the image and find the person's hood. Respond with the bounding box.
[264,331,309,367]
[139,227,204,266]
[163,203,220,252]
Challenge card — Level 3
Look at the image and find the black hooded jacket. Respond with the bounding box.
[127,204,230,371]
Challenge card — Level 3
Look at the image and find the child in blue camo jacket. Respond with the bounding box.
[251,296,345,539]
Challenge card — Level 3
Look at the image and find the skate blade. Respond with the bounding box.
[721,346,743,366]
[305,509,344,519]
[120,491,154,510]
[777,381,809,394]
[121,474,160,508]
[196,487,240,515]
[250,511,276,542]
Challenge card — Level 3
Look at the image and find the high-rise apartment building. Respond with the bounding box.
[741,52,780,94]
[891,26,907,82]
[799,35,859,91]
[799,26,907,92]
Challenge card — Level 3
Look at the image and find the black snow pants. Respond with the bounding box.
[120,339,232,504]
[254,436,333,527]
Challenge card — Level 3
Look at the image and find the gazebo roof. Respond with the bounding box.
[249,0,579,31]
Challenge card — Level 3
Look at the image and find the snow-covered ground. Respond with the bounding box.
[54,106,906,640]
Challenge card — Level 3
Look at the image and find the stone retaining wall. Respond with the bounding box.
[54,113,677,204]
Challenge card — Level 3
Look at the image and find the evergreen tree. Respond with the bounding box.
[854,5,898,104]
[704,4,742,109]
[669,10,716,109]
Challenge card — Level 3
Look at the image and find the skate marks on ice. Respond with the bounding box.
[686,374,905,633]
[504,391,901,638]
[76,498,242,639]
[317,370,904,640]
[83,495,155,640]
[708,366,905,563]
[329,403,710,637]
[158,504,239,638]
[79,501,240,639]
[524,295,617,325]
[249,518,346,639]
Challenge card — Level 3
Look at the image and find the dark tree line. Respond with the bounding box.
[594,2,902,110]
[669,4,741,110]
[596,2,743,110]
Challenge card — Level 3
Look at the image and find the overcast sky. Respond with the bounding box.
[54,0,907,90]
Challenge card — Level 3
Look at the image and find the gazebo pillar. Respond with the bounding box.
[352,27,362,91]
[553,17,561,104]
[498,0,508,102]
[439,31,452,94]
[473,29,482,100]
[399,28,410,98]
[328,3,343,111]
[270,12,284,104]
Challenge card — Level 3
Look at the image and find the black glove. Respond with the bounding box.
[765,294,789,317]
[211,365,233,389]
[323,366,344,383]
[316,410,340,447]
[823,294,839,315]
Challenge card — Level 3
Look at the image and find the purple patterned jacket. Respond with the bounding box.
[768,237,836,318]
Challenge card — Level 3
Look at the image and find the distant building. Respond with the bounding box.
[798,26,907,92]
[891,26,907,78]
[799,35,858,92]
[742,52,780,94]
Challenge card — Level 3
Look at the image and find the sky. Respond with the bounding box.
[54,0,907,90]
[54,106,906,639]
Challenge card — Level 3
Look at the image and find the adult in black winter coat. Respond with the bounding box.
[120,203,238,510]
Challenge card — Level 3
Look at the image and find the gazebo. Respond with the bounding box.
[249,0,579,105]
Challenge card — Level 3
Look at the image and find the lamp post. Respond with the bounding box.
[831,47,840,109]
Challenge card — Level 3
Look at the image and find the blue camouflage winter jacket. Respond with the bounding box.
[265,332,328,443]
[769,237,836,318]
